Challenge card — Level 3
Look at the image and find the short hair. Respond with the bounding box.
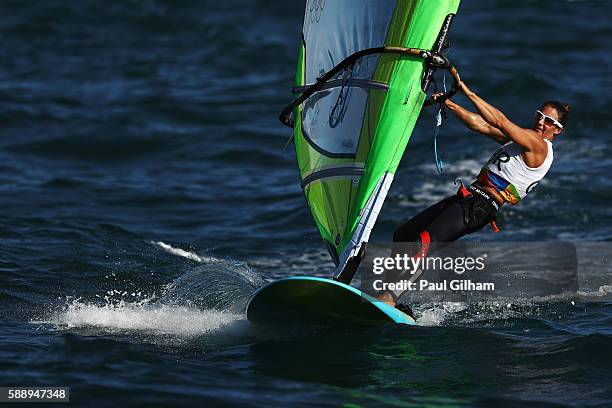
[541,101,571,126]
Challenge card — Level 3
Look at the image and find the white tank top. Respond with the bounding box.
[477,140,553,205]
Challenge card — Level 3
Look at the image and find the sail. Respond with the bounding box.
[289,0,461,283]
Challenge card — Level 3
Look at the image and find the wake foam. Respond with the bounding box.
[40,297,245,339]
[33,246,265,342]
[412,290,591,327]
[578,284,612,299]
[151,240,218,263]
[416,302,468,326]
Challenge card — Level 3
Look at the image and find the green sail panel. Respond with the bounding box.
[292,0,461,279]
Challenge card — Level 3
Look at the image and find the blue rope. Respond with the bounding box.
[434,112,444,174]
[433,72,447,175]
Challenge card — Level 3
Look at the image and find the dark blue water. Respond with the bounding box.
[1,1,611,406]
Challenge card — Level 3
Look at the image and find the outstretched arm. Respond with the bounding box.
[458,82,544,152]
[441,97,509,144]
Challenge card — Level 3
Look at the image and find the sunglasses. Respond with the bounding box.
[535,110,563,129]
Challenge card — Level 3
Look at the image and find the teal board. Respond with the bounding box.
[246,277,416,326]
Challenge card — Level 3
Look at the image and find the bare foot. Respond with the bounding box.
[376,292,396,307]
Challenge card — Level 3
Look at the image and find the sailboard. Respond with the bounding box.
[247,277,415,326]
[247,0,461,326]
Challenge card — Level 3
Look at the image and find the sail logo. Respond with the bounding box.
[308,0,326,23]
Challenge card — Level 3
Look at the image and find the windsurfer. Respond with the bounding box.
[379,80,570,308]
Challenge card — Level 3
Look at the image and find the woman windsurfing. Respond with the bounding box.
[381,80,571,308]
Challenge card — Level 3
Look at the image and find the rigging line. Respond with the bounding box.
[433,72,448,174]
[281,130,295,153]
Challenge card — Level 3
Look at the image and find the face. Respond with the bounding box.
[533,105,563,138]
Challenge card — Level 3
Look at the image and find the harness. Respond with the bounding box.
[455,179,501,233]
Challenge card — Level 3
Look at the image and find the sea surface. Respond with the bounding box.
[1,0,611,407]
